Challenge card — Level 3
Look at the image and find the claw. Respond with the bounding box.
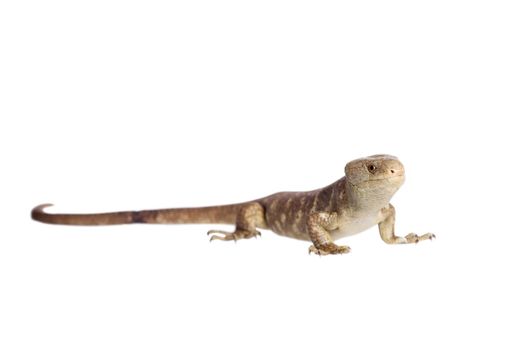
[404,232,435,244]
[308,246,317,255]
[207,230,228,236]
[208,229,237,242]
[308,243,350,256]
[207,228,260,242]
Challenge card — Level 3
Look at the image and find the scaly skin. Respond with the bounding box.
[31,154,435,255]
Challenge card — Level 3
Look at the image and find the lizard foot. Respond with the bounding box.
[308,242,351,256]
[208,229,261,242]
[404,233,436,244]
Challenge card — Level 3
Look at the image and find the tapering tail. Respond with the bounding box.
[31,203,244,226]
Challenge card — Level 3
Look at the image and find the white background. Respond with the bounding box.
[1,1,524,349]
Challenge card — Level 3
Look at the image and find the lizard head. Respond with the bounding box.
[344,154,405,193]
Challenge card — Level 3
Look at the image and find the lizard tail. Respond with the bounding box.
[31,203,243,226]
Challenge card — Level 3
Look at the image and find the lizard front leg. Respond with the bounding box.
[379,204,435,244]
[307,212,350,255]
[208,202,265,242]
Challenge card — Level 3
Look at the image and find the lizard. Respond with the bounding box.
[31,154,435,255]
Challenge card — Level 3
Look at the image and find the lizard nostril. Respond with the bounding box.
[390,169,395,174]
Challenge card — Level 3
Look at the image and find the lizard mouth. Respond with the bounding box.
[367,174,405,182]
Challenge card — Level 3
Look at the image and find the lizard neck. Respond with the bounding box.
[345,179,401,213]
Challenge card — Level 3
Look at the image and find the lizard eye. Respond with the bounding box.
[368,164,377,173]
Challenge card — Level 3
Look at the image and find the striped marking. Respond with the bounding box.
[329,185,337,211]
[284,197,292,210]
[312,192,319,212]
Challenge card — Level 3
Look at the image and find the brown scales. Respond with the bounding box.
[31,155,435,255]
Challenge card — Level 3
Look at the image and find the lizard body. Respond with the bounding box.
[31,154,434,255]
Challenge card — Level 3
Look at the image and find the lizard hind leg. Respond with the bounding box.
[207,202,265,242]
